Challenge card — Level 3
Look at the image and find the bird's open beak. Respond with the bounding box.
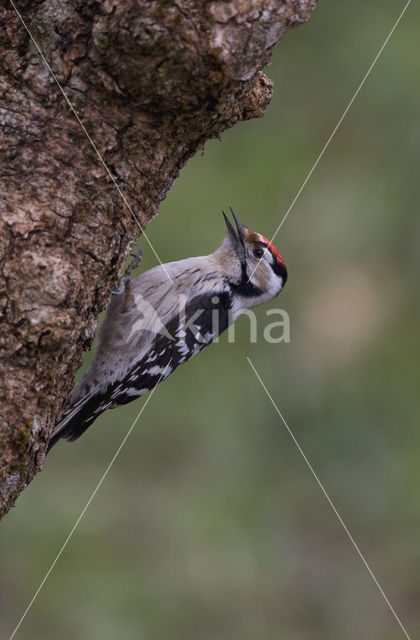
[229,206,246,247]
[222,207,247,262]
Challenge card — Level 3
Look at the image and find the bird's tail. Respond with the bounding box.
[47,393,107,452]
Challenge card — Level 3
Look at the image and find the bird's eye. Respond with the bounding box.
[253,247,265,259]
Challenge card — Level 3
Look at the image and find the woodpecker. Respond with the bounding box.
[48,208,287,450]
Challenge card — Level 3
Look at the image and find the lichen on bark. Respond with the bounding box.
[0,0,317,519]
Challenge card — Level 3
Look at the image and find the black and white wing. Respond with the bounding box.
[48,287,231,449]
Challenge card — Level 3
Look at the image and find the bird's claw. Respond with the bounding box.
[130,244,143,261]
[125,243,143,279]
[111,275,131,296]
[110,244,143,295]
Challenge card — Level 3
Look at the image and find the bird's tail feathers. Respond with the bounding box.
[47,392,107,452]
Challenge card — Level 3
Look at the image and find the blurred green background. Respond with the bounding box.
[2,1,419,638]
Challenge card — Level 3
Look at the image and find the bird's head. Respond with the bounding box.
[220,207,287,308]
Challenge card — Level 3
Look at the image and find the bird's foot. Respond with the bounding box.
[125,243,143,279]
[111,275,130,296]
[111,244,143,296]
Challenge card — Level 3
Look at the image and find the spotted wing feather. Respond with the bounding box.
[48,291,231,449]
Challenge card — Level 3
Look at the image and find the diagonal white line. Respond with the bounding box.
[8,0,172,283]
[248,0,412,284]
[247,357,412,640]
[8,361,172,640]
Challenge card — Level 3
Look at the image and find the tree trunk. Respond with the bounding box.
[0,0,316,519]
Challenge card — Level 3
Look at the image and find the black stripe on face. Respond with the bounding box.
[270,258,288,284]
[264,246,288,284]
[229,262,264,298]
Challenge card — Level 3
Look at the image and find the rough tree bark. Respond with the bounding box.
[0,0,316,519]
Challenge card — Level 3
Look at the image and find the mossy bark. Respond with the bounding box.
[0,0,316,519]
